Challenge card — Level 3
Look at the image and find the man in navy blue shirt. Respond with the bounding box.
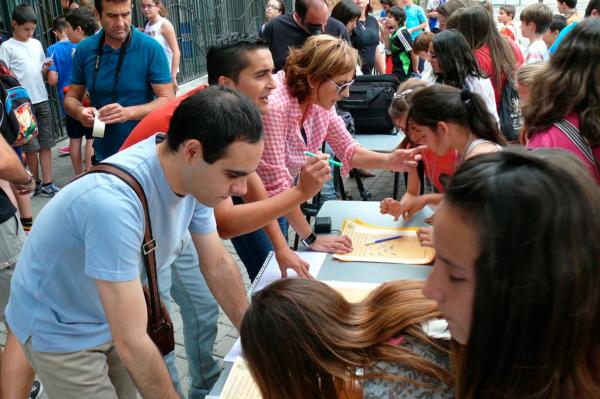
[65,0,174,162]
[261,0,351,71]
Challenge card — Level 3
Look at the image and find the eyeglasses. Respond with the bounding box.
[428,51,437,59]
[140,4,155,9]
[327,78,354,95]
[265,4,281,11]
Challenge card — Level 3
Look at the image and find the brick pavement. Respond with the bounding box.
[0,79,406,396]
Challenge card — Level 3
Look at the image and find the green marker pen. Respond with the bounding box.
[303,151,343,168]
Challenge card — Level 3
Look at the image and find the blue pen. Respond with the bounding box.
[365,235,404,246]
[304,151,343,168]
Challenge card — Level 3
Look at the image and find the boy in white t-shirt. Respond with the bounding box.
[520,3,553,64]
[0,5,59,197]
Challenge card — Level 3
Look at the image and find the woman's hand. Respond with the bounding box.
[309,234,353,254]
[417,226,434,247]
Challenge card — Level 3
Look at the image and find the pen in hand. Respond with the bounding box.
[304,151,343,168]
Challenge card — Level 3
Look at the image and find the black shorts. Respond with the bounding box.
[65,114,93,140]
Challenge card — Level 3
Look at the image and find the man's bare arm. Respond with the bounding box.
[96,279,179,399]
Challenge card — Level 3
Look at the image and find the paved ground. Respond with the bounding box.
[0,77,405,397]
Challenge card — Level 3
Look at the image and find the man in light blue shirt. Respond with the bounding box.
[6,86,264,398]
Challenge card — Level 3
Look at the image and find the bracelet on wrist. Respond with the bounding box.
[301,232,317,248]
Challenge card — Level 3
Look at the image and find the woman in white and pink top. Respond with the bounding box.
[523,19,600,184]
[141,0,180,91]
[258,35,422,255]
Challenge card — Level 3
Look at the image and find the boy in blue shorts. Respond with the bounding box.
[50,9,98,174]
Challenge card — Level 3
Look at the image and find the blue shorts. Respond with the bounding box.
[65,114,93,140]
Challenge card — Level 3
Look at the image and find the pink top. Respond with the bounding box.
[526,113,600,184]
[257,71,359,196]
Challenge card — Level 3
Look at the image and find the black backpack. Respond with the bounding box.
[0,60,38,146]
[337,74,399,134]
[498,78,521,142]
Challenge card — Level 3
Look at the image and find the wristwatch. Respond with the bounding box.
[301,232,317,248]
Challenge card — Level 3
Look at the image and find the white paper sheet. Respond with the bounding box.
[223,251,327,363]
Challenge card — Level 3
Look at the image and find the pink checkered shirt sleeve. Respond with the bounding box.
[324,107,359,177]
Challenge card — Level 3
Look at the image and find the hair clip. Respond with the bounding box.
[393,89,413,100]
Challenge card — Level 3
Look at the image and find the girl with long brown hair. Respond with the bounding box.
[424,148,600,398]
[241,279,454,399]
[445,4,523,111]
[523,18,600,184]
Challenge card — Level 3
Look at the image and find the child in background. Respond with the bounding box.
[426,0,445,33]
[543,14,567,50]
[46,16,77,170]
[386,6,418,82]
[520,3,553,64]
[381,79,457,223]
[62,7,98,174]
[400,0,428,41]
[0,4,59,198]
[557,0,581,25]
[412,30,433,66]
[498,4,517,41]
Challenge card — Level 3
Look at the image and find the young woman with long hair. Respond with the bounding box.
[352,0,386,74]
[331,0,362,33]
[445,4,524,109]
[381,85,505,242]
[424,29,499,121]
[423,148,600,398]
[141,0,180,91]
[241,279,454,399]
[523,18,600,184]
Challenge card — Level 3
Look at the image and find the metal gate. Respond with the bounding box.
[1,0,295,140]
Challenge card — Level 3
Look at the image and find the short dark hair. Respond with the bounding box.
[330,0,361,26]
[585,0,600,16]
[94,0,130,16]
[520,3,553,34]
[167,86,263,162]
[295,0,326,20]
[52,16,67,32]
[12,4,37,25]
[499,4,515,18]
[206,33,270,85]
[558,0,577,8]
[412,31,433,53]
[66,7,99,37]
[380,0,395,6]
[267,0,286,14]
[549,14,567,32]
[387,6,407,26]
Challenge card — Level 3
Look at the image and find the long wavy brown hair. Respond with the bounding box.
[446,5,517,90]
[283,35,360,104]
[522,18,600,146]
[240,279,453,399]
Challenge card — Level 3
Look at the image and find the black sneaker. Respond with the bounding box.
[30,180,42,198]
[30,380,43,399]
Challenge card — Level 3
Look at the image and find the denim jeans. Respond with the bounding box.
[319,143,338,202]
[155,236,220,399]
[230,198,289,281]
[170,239,220,399]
